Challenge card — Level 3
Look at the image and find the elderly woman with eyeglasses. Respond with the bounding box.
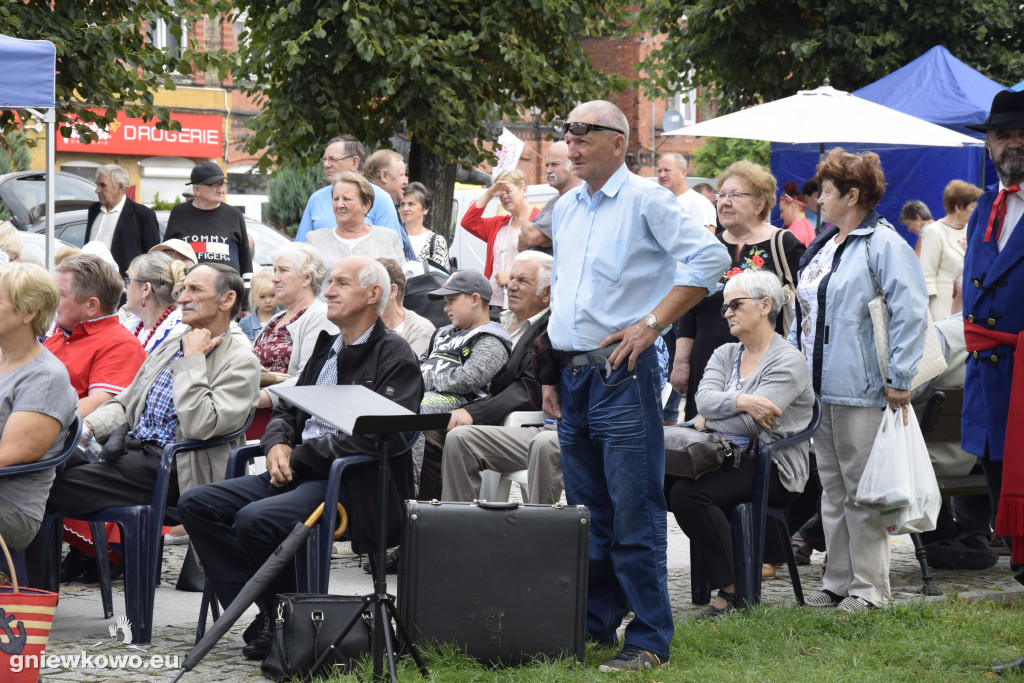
[122,252,189,354]
[794,149,927,612]
[665,270,814,619]
[671,161,805,424]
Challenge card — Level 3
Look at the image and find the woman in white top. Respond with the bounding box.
[918,179,983,321]
[305,172,405,277]
[122,251,187,354]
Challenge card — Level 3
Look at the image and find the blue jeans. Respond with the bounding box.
[557,346,674,658]
[663,390,682,423]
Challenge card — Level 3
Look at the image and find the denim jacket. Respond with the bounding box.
[790,211,927,407]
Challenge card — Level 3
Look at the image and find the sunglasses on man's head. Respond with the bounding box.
[561,121,626,137]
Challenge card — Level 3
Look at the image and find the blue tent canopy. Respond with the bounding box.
[853,46,1005,138]
[0,34,55,109]
[770,46,1004,245]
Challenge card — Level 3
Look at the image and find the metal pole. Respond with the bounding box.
[45,109,55,271]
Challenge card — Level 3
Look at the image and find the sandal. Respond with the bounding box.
[697,590,736,620]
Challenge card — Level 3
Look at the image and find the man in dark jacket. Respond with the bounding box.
[84,164,160,276]
[417,251,553,500]
[178,256,423,660]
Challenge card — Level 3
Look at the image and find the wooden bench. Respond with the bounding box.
[910,387,989,595]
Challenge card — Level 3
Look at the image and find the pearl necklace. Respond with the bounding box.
[135,305,176,350]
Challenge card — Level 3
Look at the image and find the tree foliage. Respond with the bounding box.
[693,137,769,179]
[641,0,1024,114]
[234,0,630,234]
[0,132,32,174]
[264,165,321,236]
[0,1,236,143]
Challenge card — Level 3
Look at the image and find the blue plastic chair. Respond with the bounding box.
[195,435,418,643]
[42,412,254,645]
[691,397,822,608]
[3,413,83,582]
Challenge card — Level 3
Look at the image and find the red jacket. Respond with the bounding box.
[460,203,541,278]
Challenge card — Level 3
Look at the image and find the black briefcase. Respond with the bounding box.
[398,499,589,665]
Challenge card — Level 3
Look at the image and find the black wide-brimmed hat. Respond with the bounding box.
[966,90,1024,132]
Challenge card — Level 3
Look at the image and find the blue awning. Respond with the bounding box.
[0,34,56,109]
[853,45,1007,138]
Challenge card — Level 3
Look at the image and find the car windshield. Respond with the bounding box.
[0,173,97,227]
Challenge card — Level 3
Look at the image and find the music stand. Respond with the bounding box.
[269,385,450,683]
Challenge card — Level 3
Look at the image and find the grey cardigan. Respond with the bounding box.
[695,334,815,492]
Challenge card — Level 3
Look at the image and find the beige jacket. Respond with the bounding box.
[87,326,261,493]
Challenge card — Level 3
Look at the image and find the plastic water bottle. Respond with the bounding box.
[77,427,104,463]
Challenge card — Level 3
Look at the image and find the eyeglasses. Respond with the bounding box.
[123,277,166,288]
[199,181,227,189]
[561,121,626,137]
[320,154,355,165]
[715,191,757,201]
[719,297,761,316]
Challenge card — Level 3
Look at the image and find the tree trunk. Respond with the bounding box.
[409,137,457,249]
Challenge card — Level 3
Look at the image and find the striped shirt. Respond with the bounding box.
[300,326,375,441]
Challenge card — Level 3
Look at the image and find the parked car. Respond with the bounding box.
[19,232,77,266]
[30,209,292,269]
[0,171,97,229]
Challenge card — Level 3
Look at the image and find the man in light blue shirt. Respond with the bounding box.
[542,100,729,673]
[295,135,416,260]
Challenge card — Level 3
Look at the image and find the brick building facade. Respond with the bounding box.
[27,15,267,217]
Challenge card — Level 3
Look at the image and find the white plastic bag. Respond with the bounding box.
[855,408,913,509]
[879,405,941,534]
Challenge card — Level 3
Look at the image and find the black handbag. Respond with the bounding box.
[664,413,758,479]
[261,594,371,682]
[404,257,450,328]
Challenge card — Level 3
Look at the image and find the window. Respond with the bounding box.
[672,69,698,126]
[148,16,187,59]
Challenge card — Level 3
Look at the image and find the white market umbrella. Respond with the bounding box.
[665,84,982,149]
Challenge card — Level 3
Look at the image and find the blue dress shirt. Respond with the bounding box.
[549,163,730,351]
[296,183,416,260]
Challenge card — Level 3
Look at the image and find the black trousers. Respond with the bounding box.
[24,439,169,586]
[666,457,797,589]
[178,472,339,614]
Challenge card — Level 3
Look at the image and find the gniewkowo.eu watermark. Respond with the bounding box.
[12,650,180,673]
[18,615,180,674]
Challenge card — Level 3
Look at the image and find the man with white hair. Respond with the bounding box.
[179,255,423,661]
[84,164,160,276]
[418,251,554,501]
[518,141,581,254]
[656,152,716,232]
[540,100,729,672]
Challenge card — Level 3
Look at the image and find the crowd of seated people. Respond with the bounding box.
[0,146,1008,676]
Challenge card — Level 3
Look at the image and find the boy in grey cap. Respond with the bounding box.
[412,269,512,491]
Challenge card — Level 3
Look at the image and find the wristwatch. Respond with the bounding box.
[644,313,664,333]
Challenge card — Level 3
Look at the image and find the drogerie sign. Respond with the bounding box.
[56,111,223,157]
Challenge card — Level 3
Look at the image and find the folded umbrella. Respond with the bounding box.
[171,502,346,681]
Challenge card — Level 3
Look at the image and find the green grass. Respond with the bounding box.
[321,596,1023,682]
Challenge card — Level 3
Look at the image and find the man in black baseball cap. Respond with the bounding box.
[188,161,226,186]
[962,89,1024,676]
[163,161,252,292]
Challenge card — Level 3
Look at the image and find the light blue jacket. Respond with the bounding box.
[790,211,927,407]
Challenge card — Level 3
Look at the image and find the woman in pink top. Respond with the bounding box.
[780,182,816,246]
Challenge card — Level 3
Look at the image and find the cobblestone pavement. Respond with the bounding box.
[35,508,1024,682]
